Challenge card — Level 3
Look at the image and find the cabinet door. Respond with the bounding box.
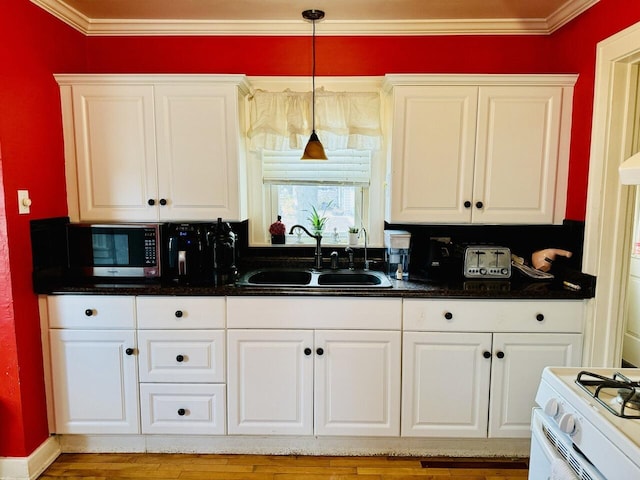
[489,333,582,438]
[314,330,401,436]
[155,85,244,221]
[227,329,313,435]
[71,84,158,221]
[388,86,478,223]
[473,86,563,224]
[49,329,139,434]
[401,331,492,437]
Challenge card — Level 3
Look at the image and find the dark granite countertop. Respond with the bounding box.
[41,271,595,300]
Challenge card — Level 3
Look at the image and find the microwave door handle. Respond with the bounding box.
[178,250,187,275]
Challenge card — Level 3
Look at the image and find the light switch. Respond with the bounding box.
[18,190,31,214]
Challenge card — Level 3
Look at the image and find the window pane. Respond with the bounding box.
[275,185,358,234]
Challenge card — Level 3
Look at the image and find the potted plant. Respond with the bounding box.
[306,201,332,236]
[348,226,359,246]
[269,215,286,244]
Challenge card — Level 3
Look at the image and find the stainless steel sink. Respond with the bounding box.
[237,268,392,288]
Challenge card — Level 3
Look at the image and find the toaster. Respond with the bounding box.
[463,246,511,279]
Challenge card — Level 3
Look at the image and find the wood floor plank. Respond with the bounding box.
[40,453,529,479]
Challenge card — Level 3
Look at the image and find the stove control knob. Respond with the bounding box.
[544,398,559,417]
[559,413,577,435]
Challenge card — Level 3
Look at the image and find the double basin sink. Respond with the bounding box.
[237,268,393,288]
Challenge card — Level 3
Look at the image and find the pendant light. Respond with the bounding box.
[301,9,328,160]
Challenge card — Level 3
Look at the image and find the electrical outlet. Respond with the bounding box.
[18,190,31,214]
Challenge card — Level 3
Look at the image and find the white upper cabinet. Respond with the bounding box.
[384,75,576,224]
[56,75,249,222]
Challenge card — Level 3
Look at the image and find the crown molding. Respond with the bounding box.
[30,0,599,36]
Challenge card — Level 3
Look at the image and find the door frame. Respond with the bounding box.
[584,21,640,366]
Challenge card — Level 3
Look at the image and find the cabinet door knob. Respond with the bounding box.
[463,201,472,208]
[148,199,156,206]
[483,351,491,359]
[444,311,453,320]
[304,348,312,356]
[536,313,545,322]
[175,310,183,318]
[177,408,186,416]
[84,309,94,317]
[475,201,484,209]
[159,198,168,206]
[176,354,185,362]
[496,351,505,359]
[316,347,324,356]
[125,348,135,356]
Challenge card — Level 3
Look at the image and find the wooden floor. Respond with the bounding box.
[40,453,529,480]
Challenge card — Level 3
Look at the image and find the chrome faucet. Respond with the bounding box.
[345,247,355,270]
[289,225,323,270]
[360,227,370,270]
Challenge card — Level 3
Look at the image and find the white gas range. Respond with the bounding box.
[529,367,640,480]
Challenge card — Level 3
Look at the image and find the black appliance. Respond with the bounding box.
[164,219,237,285]
[423,238,463,280]
[67,222,162,279]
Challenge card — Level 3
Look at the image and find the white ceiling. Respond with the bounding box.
[30,0,600,36]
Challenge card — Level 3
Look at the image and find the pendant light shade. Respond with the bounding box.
[301,9,327,160]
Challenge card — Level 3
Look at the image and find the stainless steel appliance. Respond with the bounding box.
[529,367,640,479]
[67,223,161,278]
[463,246,511,279]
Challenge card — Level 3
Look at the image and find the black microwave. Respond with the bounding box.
[67,223,162,278]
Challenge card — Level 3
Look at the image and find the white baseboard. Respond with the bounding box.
[0,437,60,480]
[58,434,530,457]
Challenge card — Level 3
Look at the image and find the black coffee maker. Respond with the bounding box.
[165,223,215,285]
[211,218,237,286]
[164,220,237,285]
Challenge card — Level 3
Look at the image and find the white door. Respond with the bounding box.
[489,333,582,438]
[155,84,243,221]
[388,86,478,223]
[401,331,492,437]
[624,257,640,366]
[473,86,563,224]
[71,84,158,221]
[49,329,139,433]
[227,329,314,435]
[314,330,401,436]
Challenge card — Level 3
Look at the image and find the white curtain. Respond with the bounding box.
[247,88,382,152]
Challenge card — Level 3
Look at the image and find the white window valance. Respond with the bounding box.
[248,88,382,152]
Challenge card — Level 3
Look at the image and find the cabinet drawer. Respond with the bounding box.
[48,295,135,329]
[137,296,225,329]
[403,299,584,333]
[140,383,225,435]
[138,330,225,382]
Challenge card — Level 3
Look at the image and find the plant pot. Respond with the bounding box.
[348,232,359,246]
[271,234,286,245]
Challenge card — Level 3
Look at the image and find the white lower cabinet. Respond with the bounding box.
[226,296,402,437]
[228,328,401,436]
[401,299,584,439]
[46,295,139,434]
[137,296,227,435]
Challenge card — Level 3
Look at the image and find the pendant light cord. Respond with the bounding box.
[311,17,316,133]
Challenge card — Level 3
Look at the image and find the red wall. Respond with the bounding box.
[1,0,640,459]
[0,0,85,457]
[551,0,640,219]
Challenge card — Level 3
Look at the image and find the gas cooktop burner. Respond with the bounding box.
[616,388,640,411]
[576,370,640,419]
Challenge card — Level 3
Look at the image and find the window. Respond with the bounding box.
[262,149,370,245]
[244,77,386,247]
[272,184,363,243]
